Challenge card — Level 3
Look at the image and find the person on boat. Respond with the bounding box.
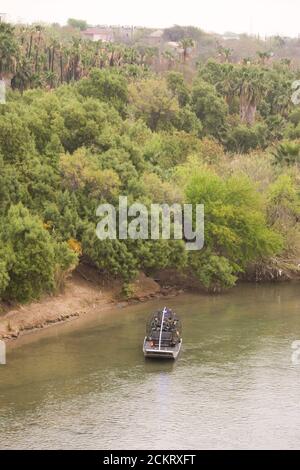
[151,314,160,329]
[164,308,173,318]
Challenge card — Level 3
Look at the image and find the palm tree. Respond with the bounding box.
[34,25,43,73]
[280,58,292,68]
[44,70,57,89]
[114,45,125,67]
[123,46,138,65]
[0,22,18,80]
[217,45,233,63]
[237,67,266,125]
[11,56,32,92]
[99,48,109,68]
[106,43,116,67]
[50,38,60,74]
[26,25,37,59]
[57,42,65,83]
[242,57,252,66]
[137,45,146,65]
[256,51,273,66]
[179,38,194,62]
[144,47,158,66]
[69,37,83,80]
[274,35,286,48]
[162,50,176,70]
[273,141,300,166]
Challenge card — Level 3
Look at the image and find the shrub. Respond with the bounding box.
[185,168,283,289]
[0,204,77,302]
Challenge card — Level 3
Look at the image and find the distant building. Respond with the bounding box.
[82,27,114,42]
[147,29,164,46]
[115,26,135,43]
[221,32,240,41]
[165,41,180,50]
[0,13,7,23]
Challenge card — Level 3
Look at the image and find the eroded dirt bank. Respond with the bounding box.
[0,265,180,343]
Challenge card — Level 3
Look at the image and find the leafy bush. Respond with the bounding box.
[191,79,228,139]
[76,68,129,113]
[184,168,283,289]
[0,204,77,302]
[226,122,268,153]
[128,78,179,131]
[272,140,300,166]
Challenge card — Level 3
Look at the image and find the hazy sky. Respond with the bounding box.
[1,0,300,37]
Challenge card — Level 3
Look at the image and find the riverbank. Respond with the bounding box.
[1,262,299,345]
[0,265,181,343]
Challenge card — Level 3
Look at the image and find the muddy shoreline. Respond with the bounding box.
[0,267,183,344]
[1,262,298,345]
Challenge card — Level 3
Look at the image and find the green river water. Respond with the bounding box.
[0,283,300,450]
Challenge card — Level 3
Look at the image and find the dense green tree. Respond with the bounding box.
[184,168,283,289]
[166,71,190,107]
[0,22,18,77]
[266,174,300,267]
[163,25,204,43]
[143,131,202,168]
[0,204,77,302]
[0,110,37,163]
[226,122,268,153]
[67,18,88,31]
[76,68,129,113]
[191,79,228,139]
[129,78,180,131]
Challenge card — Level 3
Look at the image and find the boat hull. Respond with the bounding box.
[143,338,182,360]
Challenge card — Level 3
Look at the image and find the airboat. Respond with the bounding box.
[143,307,182,360]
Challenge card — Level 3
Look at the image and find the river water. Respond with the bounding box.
[0,283,300,450]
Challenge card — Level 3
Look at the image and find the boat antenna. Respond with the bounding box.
[158,307,167,351]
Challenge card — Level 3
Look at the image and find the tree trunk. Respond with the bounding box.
[51,48,55,73]
[28,34,33,59]
[240,95,256,126]
[60,54,63,83]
